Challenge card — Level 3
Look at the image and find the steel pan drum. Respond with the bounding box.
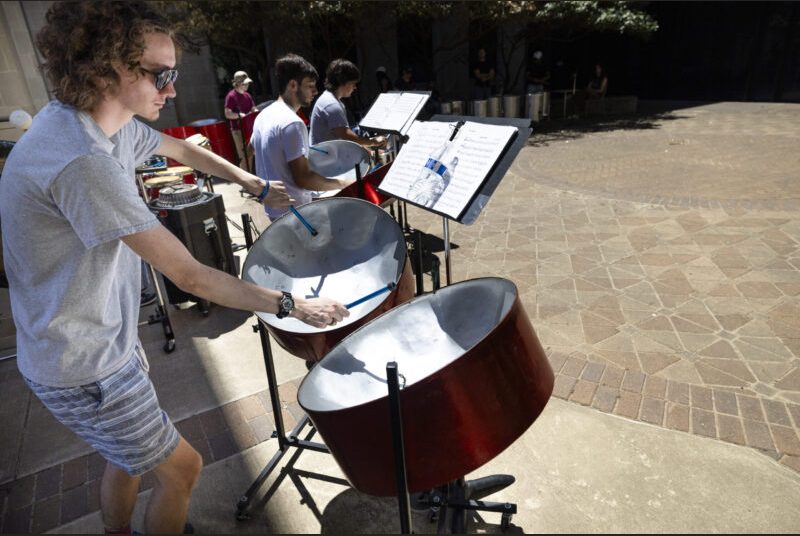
[308,140,371,181]
[242,197,414,361]
[297,277,554,496]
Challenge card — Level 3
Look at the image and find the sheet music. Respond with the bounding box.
[359,92,430,135]
[379,120,517,220]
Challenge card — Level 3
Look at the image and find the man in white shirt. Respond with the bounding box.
[252,54,353,220]
[310,59,385,148]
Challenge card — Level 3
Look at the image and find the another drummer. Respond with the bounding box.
[0,3,348,534]
[251,54,355,221]
[309,59,386,149]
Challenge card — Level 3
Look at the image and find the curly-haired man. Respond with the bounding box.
[0,2,347,533]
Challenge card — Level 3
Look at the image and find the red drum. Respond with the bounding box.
[143,175,182,201]
[297,277,554,496]
[160,126,198,166]
[190,119,237,164]
[241,198,414,362]
[335,161,395,207]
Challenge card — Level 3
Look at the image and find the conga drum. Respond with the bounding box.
[241,197,415,362]
[297,277,554,496]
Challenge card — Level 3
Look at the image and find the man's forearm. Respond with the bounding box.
[165,139,262,195]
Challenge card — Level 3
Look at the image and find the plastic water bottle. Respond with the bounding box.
[407,142,458,207]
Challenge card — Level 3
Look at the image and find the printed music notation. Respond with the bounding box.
[378,120,517,220]
[358,92,430,136]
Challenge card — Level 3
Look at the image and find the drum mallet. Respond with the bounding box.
[345,282,396,309]
[289,206,318,236]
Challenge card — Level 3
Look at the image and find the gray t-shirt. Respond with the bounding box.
[251,100,310,220]
[309,90,348,146]
[0,101,161,387]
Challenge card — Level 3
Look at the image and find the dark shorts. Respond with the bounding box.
[24,345,180,476]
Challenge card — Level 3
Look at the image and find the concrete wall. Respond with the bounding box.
[356,6,399,108]
[432,5,470,102]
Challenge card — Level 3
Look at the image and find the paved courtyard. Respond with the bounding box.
[1,101,799,533]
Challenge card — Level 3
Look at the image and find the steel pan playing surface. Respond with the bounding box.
[242,197,413,360]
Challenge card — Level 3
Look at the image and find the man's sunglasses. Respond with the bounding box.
[139,67,179,90]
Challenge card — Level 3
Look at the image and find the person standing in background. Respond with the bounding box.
[471,48,495,100]
[224,70,257,170]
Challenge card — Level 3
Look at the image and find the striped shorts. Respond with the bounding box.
[24,344,180,476]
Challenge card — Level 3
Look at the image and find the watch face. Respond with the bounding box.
[278,292,294,318]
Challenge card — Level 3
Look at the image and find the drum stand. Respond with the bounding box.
[234,321,332,521]
[386,362,517,534]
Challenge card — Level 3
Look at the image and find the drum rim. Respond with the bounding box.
[242,197,407,330]
[297,276,520,413]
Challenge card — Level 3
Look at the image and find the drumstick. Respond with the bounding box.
[309,146,329,155]
[345,282,396,309]
[289,206,319,236]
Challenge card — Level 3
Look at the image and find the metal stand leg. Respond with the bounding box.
[442,217,452,286]
[387,362,412,534]
[138,262,176,353]
[235,321,329,521]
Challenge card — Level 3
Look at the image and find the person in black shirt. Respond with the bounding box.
[526,50,550,94]
[395,66,414,91]
[471,48,495,99]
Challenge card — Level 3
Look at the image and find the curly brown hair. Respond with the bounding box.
[36,1,184,112]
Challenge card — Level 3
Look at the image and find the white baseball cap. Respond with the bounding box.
[233,71,253,85]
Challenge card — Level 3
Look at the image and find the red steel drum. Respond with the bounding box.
[190,119,237,164]
[335,161,395,207]
[241,197,414,362]
[297,277,554,496]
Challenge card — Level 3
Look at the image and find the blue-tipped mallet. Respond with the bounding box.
[345,282,397,309]
[289,205,318,236]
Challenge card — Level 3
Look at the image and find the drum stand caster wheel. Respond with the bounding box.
[163,339,176,353]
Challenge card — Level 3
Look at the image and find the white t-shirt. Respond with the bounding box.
[251,100,310,220]
[309,90,348,146]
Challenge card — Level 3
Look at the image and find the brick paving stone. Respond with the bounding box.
[175,415,204,441]
[561,356,586,378]
[249,414,275,444]
[591,385,618,413]
[552,374,577,399]
[690,385,714,411]
[87,453,106,481]
[621,370,645,393]
[198,408,229,437]
[61,457,87,491]
[34,466,61,501]
[229,422,259,451]
[762,399,792,426]
[278,382,299,405]
[242,394,269,421]
[691,408,717,438]
[547,351,568,373]
[61,485,88,524]
[581,361,605,383]
[717,414,746,446]
[2,505,31,534]
[742,419,776,451]
[208,431,239,462]
[737,395,766,421]
[713,389,739,416]
[643,376,667,399]
[666,381,690,405]
[600,366,625,389]
[665,403,690,433]
[770,425,800,457]
[87,479,101,513]
[569,380,597,406]
[788,403,800,428]
[31,495,60,533]
[640,397,666,425]
[781,455,800,473]
[220,400,249,430]
[614,391,642,420]
[6,474,34,510]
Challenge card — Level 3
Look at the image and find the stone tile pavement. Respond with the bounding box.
[1,101,799,533]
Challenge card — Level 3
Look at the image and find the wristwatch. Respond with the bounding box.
[276,291,294,319]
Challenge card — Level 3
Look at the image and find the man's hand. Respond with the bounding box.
[369,136,388,148]
[262,181,293,209]
[291,297,350,329]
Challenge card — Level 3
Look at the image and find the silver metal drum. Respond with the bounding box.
[471,99,488,117]
[451,100,465,115]
[487,96,502,117]
[503,95,521,118]
[439,101,452,115]
[298,277,555,496]
[241,197,414,361]
[308,139,371,181]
